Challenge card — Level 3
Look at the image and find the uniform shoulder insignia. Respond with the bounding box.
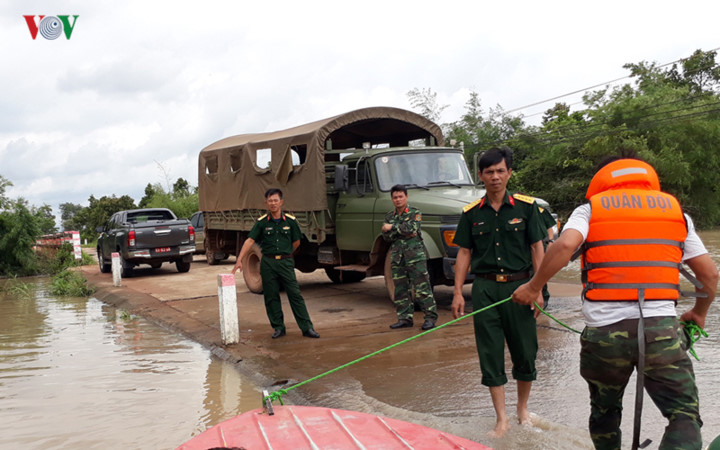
[285,213,296,220]
[257,213,267,221]
[463,198,482,213]
[513,194,536,204]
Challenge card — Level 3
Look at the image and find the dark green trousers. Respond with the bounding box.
[580,316,701,450]
[260,257,313,333]
[471,277,538,387]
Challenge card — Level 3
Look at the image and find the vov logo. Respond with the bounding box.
[23,15,79,40]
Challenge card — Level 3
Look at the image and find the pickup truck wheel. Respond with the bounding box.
[384,252,395,301]
[242,244,263,294]
[176,260,191,273]
[97,248,111,273]
[325,268,366,284]
[120,256,133,278]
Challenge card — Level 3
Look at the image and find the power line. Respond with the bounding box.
[504,46,720,116]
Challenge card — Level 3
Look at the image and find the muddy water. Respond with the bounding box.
[0,279,260,449]
[260,230,720,450]
[2,230,720,450]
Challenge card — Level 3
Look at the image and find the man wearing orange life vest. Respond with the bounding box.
[512,157,718,450]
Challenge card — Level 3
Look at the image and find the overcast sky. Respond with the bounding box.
[1,0,718,223]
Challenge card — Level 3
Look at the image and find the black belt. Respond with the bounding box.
[476,271,531,282]
[264,254,293,260]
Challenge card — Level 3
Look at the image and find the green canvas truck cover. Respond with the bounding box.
[198,106,444,212]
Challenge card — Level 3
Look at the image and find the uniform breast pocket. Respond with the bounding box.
[504,220,526,233]
[471,222,492,251]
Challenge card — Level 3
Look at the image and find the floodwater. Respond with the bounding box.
[254,229,720,450]
[0,280,261,449]
[1,229,720,450]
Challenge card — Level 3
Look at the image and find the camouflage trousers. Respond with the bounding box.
[580,316,701,450]
[392,255,437,321]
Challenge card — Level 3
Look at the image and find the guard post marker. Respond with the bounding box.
[111,252,121,286]
[218,274,240,345]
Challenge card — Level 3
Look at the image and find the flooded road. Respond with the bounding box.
[0,279,260,449]
[3,228,720,450]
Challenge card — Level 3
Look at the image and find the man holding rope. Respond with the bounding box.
[451,146,546,438]
[512,156,718,449]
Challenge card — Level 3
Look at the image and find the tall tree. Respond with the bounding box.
[407,88,449,124]
[60,202,84,231]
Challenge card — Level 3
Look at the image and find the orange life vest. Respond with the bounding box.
[582,159,687,301]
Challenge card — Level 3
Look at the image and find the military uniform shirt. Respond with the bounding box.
[248,213,302,255]
[382,206,425,260]
[453,192,546,275]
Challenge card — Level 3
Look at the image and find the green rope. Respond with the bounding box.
[534,302,582,334]
[262,298,708,406]
[535,302,708,361]
[263,296,513,405]
[680,320,707,361]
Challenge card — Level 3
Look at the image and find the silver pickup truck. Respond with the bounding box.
[96,208,196,277]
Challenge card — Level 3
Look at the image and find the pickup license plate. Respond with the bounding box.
[155,247,171,253]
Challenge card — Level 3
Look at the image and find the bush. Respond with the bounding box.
[49,270,95,297]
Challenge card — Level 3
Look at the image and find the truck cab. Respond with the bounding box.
[332,146,483,289]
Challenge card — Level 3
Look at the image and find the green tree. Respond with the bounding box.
[138,183,158,208]
[60,202,84,231]
[0,175,11,210]
[33,204,57,235]
[77,194,136,242]
[514,48,720,226]
[444,91,530,170]
[173,178,191,197]
[407,87,449,124]
[143,181,198,219]
[0,198,41,275]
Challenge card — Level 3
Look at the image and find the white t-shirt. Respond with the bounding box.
[563,203,708,327]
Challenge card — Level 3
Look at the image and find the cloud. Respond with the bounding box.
[1,0,719,224]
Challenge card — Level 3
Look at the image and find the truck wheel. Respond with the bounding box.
[97,248,111,273]
[384,252,395,301]
[205,245,219,265]
[242,244,263,293]
[324,268,366,284]
[176,260,191,273]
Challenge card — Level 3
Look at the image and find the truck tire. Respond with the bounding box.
[176,260,191,273]
[324,268,366,284]
[242,244,263,294]
[384,252,395,301]
[205,243,219,265]
[150,262,162,269]
[97,248,111,273]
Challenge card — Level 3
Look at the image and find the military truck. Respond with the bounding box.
[198,107,542,298]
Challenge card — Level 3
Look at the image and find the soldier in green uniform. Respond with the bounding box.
[382,185,438,330]
[538,205,557,309]
[232,188,319,339]
[451,147,546,438]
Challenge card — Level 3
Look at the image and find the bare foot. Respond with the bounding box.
[487,418,511,438]
[518,411,533,427]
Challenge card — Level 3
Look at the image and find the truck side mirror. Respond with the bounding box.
[334,164,349,191]
[96,226,104,233]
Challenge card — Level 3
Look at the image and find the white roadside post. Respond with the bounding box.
[71,231,81,260]
[111,252,122,287]
[218,274,239,345]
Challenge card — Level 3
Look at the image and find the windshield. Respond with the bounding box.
[374,152,474,191]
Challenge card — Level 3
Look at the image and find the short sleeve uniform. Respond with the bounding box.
[452,192,546,387]
[453,192,546,274]
[248,214,302,255]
